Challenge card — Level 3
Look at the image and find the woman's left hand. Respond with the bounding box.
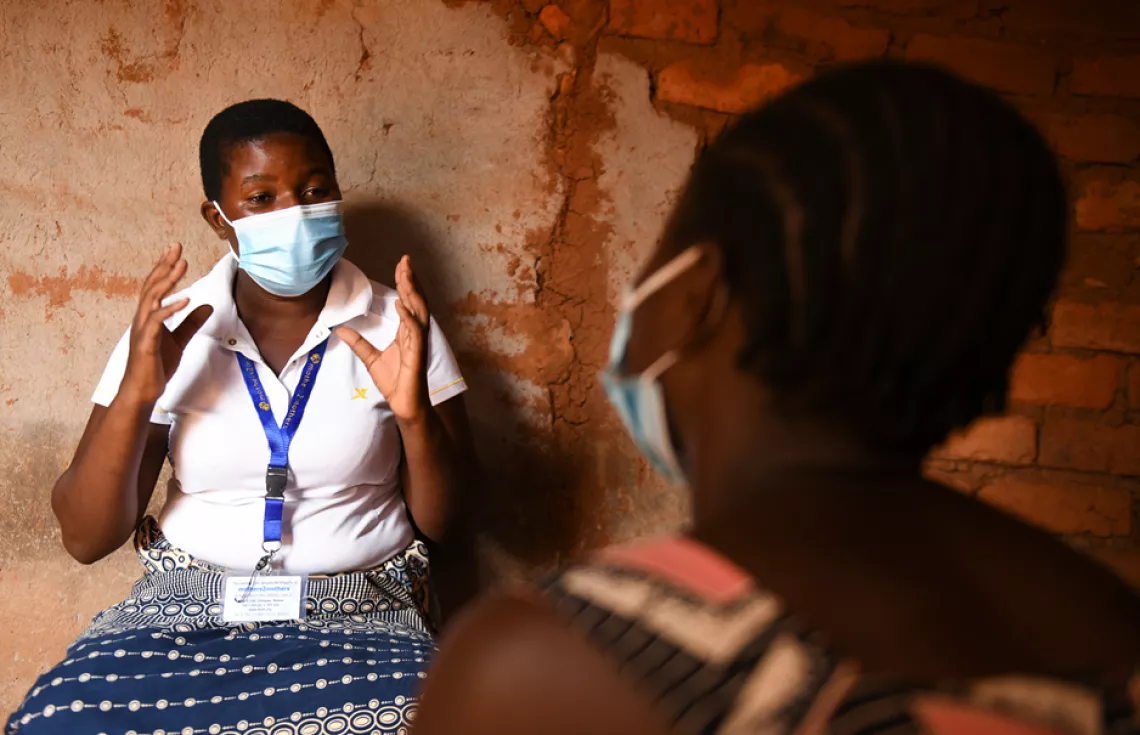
[336,255,430,422]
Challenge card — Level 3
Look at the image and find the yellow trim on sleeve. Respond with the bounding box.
[429,377,466,396]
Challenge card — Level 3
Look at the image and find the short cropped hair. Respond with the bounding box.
[198,99,335,201]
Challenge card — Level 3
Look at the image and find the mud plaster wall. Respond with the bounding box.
[2,0,1139,715]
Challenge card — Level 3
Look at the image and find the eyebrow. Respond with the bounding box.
[239,167,332,186]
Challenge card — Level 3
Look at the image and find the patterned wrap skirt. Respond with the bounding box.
[6,518,436,735]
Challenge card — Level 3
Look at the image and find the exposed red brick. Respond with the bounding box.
[1089,547,1140,589]
[1003,0,1140,41]
[933,416,1037,465]
[905,35,1055,96]
[1040,418,1140,476]
[839,0,979,18]
[608,0,718,44]
[978,476,1131,537]
[1058,234,1140,305]
[1129,362,1140,410]
[1051,301,1140,355]
[1009,353,1121,409]
[539,5,571,39]
[1075,178,1140,232]
[1071,55,1140,98]
[657,60,803,115]
[1036,113,1140,164]
[775,9,890,62]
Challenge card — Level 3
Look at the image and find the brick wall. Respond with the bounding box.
[590,0,1140,585]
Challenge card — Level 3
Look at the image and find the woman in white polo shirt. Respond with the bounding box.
[8,99,476,735]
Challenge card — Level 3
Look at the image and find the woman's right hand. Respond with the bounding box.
[120,244,213,406]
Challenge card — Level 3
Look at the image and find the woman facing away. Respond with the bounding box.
[414,62,1140,735]
[8,99,478,734]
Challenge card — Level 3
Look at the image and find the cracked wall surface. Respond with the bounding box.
[0,0,655,711]
[4,0,1140,716]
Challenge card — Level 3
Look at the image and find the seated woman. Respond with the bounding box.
[8,99,476,735]
[414,62,1140,735]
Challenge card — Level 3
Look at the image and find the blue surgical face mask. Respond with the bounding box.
[601,247,704,486]
[213,200,348,297]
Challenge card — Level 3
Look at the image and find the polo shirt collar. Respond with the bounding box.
[192,254,373,350]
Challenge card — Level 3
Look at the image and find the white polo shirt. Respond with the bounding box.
[92,255,467,574]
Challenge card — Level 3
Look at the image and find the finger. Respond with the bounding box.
[171,304,214,349]
[394,301,425,350]
[138,297,190,344]
[394,305,425,376]
[152,297,191,324]
[144,258,189,313]
[393,299,422,329]
[396,257,429,326]
[394,256,412,300]
[335,326,384,369]
[140,244,182,296]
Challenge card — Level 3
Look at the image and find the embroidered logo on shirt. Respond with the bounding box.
[352,388,368,400]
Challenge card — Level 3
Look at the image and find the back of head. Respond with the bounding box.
[199,98,335,201]
[665,61,1067,457]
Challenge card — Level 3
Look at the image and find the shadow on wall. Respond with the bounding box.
[343,201,589,578]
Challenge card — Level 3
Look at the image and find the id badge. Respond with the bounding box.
[221,573,308,623]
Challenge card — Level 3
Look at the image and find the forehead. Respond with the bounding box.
[221,132,332,178]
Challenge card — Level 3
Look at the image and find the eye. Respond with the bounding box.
[304,187,330,201]
[246,192,273,206]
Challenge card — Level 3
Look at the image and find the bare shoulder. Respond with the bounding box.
[414,591,666,735]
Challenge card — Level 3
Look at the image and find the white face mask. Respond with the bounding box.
[600,247,703,486]
[214,201,348,297]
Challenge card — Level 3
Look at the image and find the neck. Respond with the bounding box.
[233,270,330,333]
[687,409,921,530]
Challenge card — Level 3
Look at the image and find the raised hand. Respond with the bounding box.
[120,244,213,406]
[336,255,429,422]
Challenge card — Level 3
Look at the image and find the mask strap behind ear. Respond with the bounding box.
[213,201,235,227]
[641,280,730,383]
[213,202,241,259]
[624,247,704,310]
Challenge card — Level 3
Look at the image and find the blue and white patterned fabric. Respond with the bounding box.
[6,518,435,735]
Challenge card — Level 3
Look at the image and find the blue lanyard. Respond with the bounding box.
[235,338,329,554]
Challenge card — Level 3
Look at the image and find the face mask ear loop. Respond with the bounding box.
[622,246,704,382]
[641,349,681,383]
[212,201,235,227]
[626,247,704,311]
[213,201,241,259]
[635,247,730,384]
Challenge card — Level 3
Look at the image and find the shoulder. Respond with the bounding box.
[415,591,666,735]
[365,279,399,319]
[161,256,235,333]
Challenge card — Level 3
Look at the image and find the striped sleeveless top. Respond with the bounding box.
[540,536,1140,735]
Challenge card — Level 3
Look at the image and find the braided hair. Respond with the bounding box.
[199,99,336,202]
[664,61,1067,456]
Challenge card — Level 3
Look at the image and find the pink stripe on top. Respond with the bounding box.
[596,536,755,604]
[912,697,1075,735]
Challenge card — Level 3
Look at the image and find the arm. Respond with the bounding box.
[50,244,212,564]
[339,255,481,543]
[397,394,478,542]
[414,593,667,735]
[51,404,170,564]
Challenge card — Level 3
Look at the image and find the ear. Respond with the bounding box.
[686,241,728,333]
[200,200,231,242]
